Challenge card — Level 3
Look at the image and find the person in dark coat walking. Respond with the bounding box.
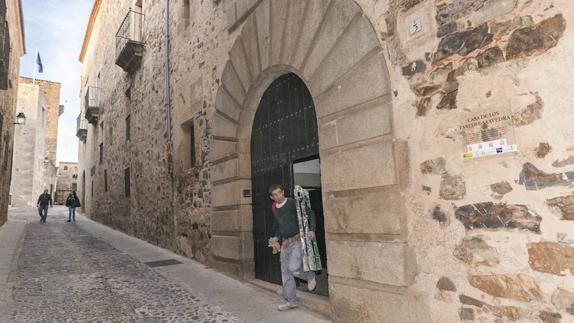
[37,190,52,223]
[65,191,81,222]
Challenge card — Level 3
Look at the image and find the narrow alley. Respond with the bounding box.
[1,0,574,321]
[0,207,329,323]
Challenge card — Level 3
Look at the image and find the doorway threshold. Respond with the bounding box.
[248,278,332,320]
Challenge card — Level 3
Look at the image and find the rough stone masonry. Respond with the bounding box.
[76,0,574,322]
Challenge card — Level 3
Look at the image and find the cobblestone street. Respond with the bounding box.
[0,208,329,323]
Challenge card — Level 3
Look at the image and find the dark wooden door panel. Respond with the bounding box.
[251,73,319,284]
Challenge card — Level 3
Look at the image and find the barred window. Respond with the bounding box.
[124,168,131,197]
[125,114,131,142]
[104,169,108,192]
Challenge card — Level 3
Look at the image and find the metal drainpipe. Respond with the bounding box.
[163,0,172,139]
[162,0,177,247]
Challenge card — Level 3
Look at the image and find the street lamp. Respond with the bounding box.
[12,112,26,125]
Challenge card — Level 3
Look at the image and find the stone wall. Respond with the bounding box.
[78,0,175,249]
[19,78,63,166]
[0,0,25,225]
[10,84,46,207]
[55,162,78,204]
[373,0,574,322]
[78,0,574,321]
[10,80,61,207]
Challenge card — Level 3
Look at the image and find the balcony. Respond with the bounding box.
[115,10,144,73]
[76,112,87,142]
[84,86,100,125]
[0,19,10,90]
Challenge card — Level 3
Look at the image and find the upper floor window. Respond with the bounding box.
[124,168,131,197]
[104,169,108,192]
[0,111,3,144]
[126,114,131,142]
[179,0,190,29]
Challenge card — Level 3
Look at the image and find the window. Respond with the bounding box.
[108,124,113,146]
[0,112,3,161]
[2,136,9,170]
[180,0,190,28]
[124,168,131,197]
[104,169,108,192]
[190,123,196,167]
[64,166,68,170]
[99,143,103,163]
[182,120,196,168]
[125,114,131,142]
[0,19,11,90]
[72,183,77,192]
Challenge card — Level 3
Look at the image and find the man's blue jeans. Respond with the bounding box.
[280,240,315,304]
[38,205,49,222]
[68,207,76,221]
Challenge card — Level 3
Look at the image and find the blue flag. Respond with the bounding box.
[36,52,43,73]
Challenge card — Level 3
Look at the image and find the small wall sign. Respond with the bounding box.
[409,17,423,36]
[459,106,517,159]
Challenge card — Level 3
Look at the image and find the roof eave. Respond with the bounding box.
[79,0,102,63]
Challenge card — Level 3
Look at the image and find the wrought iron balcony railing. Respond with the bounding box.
[115,10,144,73]
[0,19,10,90]
[76,112,88,142]
[84,86,101,125]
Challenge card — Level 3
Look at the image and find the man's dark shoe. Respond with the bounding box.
[67,220,71,222]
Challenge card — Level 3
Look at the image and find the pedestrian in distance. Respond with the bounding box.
[36,189,52,223]
[65,191,81,222]
[268,184,317,311]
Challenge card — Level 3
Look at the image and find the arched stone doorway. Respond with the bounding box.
[250,72,328,296]
[210,0,409,319]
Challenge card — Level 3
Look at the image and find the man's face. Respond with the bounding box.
[44,190,48,194]
[270,188,285,203]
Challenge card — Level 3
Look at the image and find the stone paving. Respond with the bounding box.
[3,209,241,323]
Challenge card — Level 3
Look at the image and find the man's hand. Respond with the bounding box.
[269,237,281,254]
[307,231,316,240]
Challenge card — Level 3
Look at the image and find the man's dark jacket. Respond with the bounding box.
[272,198,316,239]
[37,193,52,206]
[65,195,81,208]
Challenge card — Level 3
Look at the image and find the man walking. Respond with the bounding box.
[65,191,81,222]
[37,189,52,223]
[269,184,317,311]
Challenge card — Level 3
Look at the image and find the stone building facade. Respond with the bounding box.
[54,162,79,205]
[19,78,64,166]
[78,0,574,321]
[0,0,25,226]
[10,78,62,207]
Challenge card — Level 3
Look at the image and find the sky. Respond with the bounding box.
[19,0,93,163]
